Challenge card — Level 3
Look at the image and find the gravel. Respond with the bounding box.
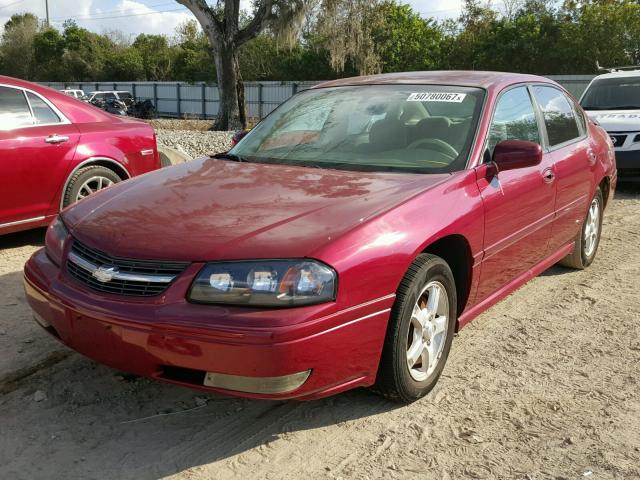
[148,119,212,131]
[155,129,234,159]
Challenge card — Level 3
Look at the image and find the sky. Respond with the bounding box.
[0,0,467,38]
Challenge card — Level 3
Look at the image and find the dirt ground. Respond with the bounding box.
[1,184,638,480]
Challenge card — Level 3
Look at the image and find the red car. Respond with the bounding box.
[0,76,160,235]
[24,72,616,402]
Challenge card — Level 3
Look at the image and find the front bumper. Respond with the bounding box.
[615,150,640,180]
[23,249,392,400]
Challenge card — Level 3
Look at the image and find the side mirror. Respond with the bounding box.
[492,140,543,172]
[231,129,250,146]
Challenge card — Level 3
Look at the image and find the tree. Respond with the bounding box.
[0,13,40,79]
[61,21,113,81]
[173,20,216,81]
[105,47,145,81]
[32,27,65,80]
[315,0,385,75]
[132,34,175,80]
[372,1,444,72]
[175,0,309,130]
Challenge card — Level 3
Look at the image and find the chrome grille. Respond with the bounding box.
[66,239,189,297]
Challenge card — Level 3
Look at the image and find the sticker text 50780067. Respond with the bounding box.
[407,92,467,103]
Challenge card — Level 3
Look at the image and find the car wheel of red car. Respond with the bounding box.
[559,187,603,270]
[63,166,121,208]
[374,254,457,403]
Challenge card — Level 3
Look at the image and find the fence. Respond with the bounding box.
[42,75,595,120]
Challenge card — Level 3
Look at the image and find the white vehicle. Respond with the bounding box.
[86,90,134,105]
[580,67,640,180]
[59,89,85,99]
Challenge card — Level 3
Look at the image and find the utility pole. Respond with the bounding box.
[45,0,49,27]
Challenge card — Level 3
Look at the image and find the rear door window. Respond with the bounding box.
[532,86,581,147]
[26,92,60,125]
[0,87,33,130]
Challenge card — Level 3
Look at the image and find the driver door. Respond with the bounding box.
[475,85,557,303]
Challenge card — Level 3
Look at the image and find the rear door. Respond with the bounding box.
[475,85,557,302]
[531,85,593,252]
[0,85,80,226]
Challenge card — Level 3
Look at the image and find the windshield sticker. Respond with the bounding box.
[407,92,467,103]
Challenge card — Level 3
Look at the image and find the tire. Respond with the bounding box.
[63,166,121,208]
[373,254,457,403]
[559,187,604,270]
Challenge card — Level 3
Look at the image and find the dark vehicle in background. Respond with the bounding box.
[580,69,640,180]
[85,90,157,119]
[0,76,161,235]
[85,90,134,106]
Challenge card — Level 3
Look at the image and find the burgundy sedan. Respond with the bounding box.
[24,72,616,402]
[0,76,160,235]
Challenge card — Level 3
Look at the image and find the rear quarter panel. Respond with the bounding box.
[74,120,160,176]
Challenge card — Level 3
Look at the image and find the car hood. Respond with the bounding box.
[63,158,448,262]
[585,109,640,132]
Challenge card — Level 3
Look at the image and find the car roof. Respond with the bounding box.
[592,70,640,80]
[313,71,555,92]
[0,75,114,123]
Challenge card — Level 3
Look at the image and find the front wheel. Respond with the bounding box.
[373,254,457,403]
[559,187,603,270]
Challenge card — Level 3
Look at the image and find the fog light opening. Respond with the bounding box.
[203,370,311,395]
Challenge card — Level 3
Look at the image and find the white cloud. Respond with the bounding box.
[0,0,466,40]
[0,0,192,39]
[406,0,464,20]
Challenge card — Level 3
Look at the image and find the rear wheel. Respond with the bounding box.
[559,187,603,269]
[63,166,121,208]
[373,254,457,403]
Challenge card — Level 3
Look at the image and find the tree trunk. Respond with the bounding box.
[235,55,247,129]
[212,44,246,131]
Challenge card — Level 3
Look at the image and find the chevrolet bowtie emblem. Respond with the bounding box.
[92,265,118,283]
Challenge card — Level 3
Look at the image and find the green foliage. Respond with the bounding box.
[372,1,443,72]
[1,1,640,82]
[131,34,174,81]
[0,13,39,79]
[172,20,216,82]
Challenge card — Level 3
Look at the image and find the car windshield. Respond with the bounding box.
[581,77,640,110]
[230,85,485,174]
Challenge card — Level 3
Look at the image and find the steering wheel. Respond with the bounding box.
[407,138,458,158]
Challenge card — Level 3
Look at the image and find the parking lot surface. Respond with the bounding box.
[0,185,638,480]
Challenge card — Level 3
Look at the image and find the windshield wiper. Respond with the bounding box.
[210,152,247,162]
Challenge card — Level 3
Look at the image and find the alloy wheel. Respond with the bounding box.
[406,281,449,382]
[584,198,600,257]
[75,176,115,201]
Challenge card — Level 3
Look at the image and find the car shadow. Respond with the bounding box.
[0,227,46,250]
[614,180,640,198]
[2,336,403,479]
[540,181,639,277]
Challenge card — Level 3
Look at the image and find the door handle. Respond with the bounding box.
[542,168,555,183]
[44,134,69,144]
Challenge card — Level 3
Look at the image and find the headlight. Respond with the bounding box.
[45,216,69,266]
[188,260,337,307]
